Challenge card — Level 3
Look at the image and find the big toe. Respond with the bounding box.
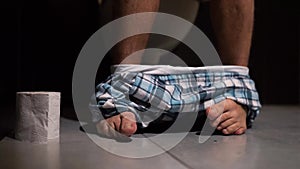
[121,118,137,136]
[120,119,137,136]
[234,128,246,135]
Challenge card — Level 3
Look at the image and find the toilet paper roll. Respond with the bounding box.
[15,92,61,144]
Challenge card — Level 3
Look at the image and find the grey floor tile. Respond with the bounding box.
[0,118,188,169]
[1,106,299,169]
[163,105,300,169]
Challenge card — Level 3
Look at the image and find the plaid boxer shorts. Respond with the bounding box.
[90,65,261,128]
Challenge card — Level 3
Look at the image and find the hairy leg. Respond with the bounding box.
[97,0,160,138]
[205,0,254,134]
[210,0,254,66]
[111,0,160,64]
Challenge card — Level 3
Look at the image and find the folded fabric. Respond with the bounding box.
[90,65,261,128]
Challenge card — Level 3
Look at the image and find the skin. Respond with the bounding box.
[206,0,254,134]
[97,0,254,138]
[210,0,254,66]
[111,0,160,64]
[96,112,137,137]
[206,99,247,135]
[97,0,160,138]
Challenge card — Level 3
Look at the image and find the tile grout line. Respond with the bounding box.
[142,134,194,169]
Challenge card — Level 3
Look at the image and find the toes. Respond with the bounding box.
[222,128,229,135]
[105,115,122,132]
[120,112,137,136]
[112,116,121,131]
[222,123,240,135]
[95,112,138,138]
[96,120,116,138]
[120,118,137,136]
[206,107,219,120]
[212,112,232,128]
[211,116,222,128]
[206,106,224,120]
[234,128,246,135]
[96,120,108,134]
[217,117,236,130]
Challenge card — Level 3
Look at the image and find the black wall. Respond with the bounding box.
[1,0,300,137]
[2,0,300,105]
[249,0,300,104]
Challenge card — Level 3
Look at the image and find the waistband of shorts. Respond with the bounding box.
[111,64,249,75]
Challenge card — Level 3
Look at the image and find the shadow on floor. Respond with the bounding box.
[0,104,16,142]
[80,111,225,142]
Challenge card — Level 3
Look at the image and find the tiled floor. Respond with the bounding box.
[0,106,299,169]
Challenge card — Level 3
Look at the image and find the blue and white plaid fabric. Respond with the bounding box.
[90,65,261,128]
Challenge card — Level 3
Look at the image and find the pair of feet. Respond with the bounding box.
[96,99,247,138]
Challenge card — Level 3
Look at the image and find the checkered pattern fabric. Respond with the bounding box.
[90,66,261,128]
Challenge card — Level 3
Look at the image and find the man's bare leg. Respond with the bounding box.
[111,0,160,64]
[97,0,160,138]
[210,0,254,66]
[207,0,255,135]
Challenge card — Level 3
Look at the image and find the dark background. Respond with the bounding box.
[1,0,299,137]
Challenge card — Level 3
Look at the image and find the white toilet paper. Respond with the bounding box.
[15,92,61,144]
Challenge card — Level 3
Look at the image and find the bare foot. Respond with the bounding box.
[206,99,247,135]
[96,112,137,138]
